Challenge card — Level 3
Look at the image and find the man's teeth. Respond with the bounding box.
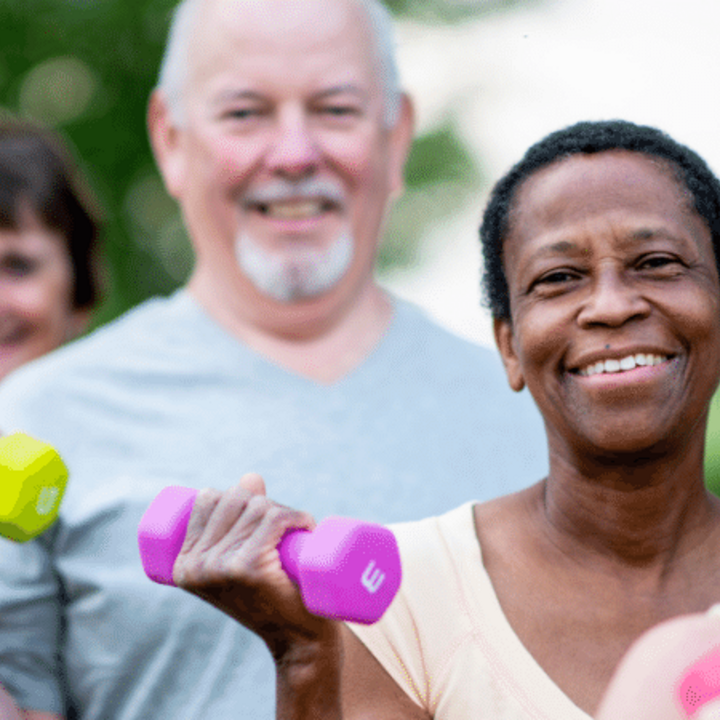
[260,200,325,219]
[578,354,668,377]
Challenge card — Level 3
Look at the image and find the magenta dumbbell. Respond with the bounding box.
[137,486,402,625]
[678,648,720,717]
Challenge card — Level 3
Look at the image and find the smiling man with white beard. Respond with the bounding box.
[0,1,547,718]
[234,177,355,303]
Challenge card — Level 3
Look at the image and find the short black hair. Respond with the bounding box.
[480,119,720,320]
[0,117,102,309]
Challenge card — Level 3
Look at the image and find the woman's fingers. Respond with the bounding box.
[171,478,325,646]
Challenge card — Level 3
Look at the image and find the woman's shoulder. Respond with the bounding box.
[389,502,479,566]
[473,483,543,546]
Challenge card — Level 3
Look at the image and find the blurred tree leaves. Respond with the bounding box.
[0,0,538,328]
[380,121,482,268]
[386,0,539,22]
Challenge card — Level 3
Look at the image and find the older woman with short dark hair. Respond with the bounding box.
[0,117,102,381]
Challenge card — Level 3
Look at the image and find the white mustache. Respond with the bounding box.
[242,179,345,207]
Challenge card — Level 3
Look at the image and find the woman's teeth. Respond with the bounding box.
[578,354,668,377]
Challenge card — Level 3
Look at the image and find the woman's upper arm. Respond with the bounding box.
[340,626,431,720]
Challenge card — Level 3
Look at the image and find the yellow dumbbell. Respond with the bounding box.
[0,433,68,542]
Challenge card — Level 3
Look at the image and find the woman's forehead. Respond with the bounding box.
[508,150,692,236]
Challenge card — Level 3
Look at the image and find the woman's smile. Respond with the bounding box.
[573,352,671,378]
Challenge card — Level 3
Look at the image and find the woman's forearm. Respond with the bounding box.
[275,630,343,720]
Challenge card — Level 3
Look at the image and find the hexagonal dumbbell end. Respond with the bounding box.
[278,517,402,625]
[138,486,198,585]
[0,433,69,543]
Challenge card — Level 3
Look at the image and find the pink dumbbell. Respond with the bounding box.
[137,486,402,625]
[678,648,720,717]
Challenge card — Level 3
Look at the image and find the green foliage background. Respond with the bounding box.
[0,0,538,330]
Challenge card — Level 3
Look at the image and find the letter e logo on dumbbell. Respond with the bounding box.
[35,487,61,516]
[360,560,385,594]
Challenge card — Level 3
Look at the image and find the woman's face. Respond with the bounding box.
[494,150,720,458]
[0,212,87,380]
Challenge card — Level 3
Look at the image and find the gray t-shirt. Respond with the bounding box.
[0,290,547,719]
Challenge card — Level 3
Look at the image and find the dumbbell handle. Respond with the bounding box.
[136,486,312,586]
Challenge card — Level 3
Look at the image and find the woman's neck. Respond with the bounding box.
[539,439,718,570]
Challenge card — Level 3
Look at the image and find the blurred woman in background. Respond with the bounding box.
[0,116,102,381]
[0,116,101,719]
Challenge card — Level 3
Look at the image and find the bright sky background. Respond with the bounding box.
[380,0,720,347]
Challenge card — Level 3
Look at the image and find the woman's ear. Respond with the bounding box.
[493,317,526,392]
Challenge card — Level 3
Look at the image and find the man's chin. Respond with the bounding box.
[234,233,354,304]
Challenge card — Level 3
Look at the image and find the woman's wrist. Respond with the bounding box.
[275,623,343,720]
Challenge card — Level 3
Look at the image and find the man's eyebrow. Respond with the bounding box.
[313,84,369,101]
[210,90,269,108]
[211,85,370,106]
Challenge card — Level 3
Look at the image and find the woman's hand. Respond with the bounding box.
[172,474,343,719]
[173,473,337,658]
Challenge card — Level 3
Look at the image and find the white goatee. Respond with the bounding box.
[234,232,354,303]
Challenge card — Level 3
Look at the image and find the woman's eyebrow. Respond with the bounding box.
[530,228,690,258]
[531,240,583,258]
[628,227,685,242]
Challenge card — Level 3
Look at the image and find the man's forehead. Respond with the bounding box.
[187,0,379,91]
[195,0,371,47]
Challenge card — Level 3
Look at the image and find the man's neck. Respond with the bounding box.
[188,272,394,384]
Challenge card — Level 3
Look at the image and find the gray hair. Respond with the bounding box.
[157,0,402,128]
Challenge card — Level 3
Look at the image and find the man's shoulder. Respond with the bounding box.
[0,292,189,399]
[389,297,506,374]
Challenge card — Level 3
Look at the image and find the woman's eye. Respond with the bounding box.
[0,257,36,277]
[527,269,582,297]
[637,255,678,270]
[536,270,579,285]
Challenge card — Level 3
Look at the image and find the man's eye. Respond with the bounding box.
[320,106,359,117]
[224,108,261,120]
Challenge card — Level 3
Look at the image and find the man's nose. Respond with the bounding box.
[265,110,321,179]
[576,268,652,328]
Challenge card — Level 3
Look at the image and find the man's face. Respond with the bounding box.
[156,0,411,310]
